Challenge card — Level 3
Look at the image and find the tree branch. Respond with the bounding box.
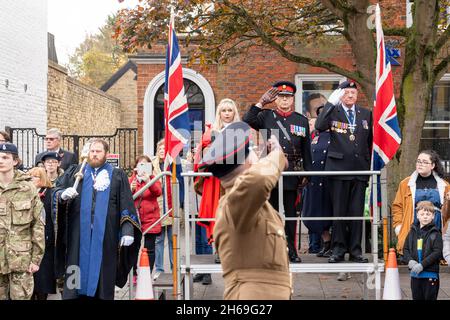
[435,26,450,51]
[432,55,450,83]
[221,0,363,83]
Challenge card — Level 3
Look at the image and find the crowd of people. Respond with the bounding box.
[0,79,450,300]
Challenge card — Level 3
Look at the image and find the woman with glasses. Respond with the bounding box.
[41,152,64,186]
[28,167,58,300]
[392,150,450,258]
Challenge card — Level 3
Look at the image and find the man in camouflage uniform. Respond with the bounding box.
[0,143,45,300]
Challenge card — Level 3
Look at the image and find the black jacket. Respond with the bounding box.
[35,148,79,171]
[315,102,372,181]
[243,105,312,190]
[403,222,443,274]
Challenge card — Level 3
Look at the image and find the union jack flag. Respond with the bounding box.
[371,4,402,207]
[163,13,190,210]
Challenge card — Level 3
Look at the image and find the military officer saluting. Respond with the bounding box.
[243,81,312,263]
[0,143,45,300]
[199,121,291,300]
[315,81,373,263]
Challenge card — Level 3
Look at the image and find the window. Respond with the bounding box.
[295,74,346,115]
[420,74,450,169]
[407,0,449,29]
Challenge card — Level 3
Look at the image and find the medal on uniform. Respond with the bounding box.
[343,106,357,142]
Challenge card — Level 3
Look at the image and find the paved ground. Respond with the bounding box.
[48,223,450,300]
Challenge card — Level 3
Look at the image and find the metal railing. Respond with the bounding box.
[181,170,385,300]
[128,171,177,299]
[6,127,138,174]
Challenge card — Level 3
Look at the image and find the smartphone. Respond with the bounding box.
[136,162,152,177]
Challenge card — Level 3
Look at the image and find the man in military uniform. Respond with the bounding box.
[243,81,312,263]
[0,143,45,300]
[199,121,291,299]
[315,81,373,263]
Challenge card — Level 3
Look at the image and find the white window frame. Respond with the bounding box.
[407,1,450,28]
[406,0,413,28]
[294,74,346,114]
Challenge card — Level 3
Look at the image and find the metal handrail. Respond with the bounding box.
[132,171,172,200]
[129,170,172,299]
[181,169,384,300]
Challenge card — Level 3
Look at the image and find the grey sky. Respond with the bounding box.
[48,0,139,66]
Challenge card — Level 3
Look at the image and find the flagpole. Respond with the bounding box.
[167,7,181,300]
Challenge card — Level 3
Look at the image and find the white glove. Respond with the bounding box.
[61,187,79,201]
[327,88,345,106]
[394,225,402,236]
[120,235,134,247]
[408,260,418,269]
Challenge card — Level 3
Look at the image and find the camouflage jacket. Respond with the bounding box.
[0,171,45,274]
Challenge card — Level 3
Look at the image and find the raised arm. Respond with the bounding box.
[227,140,287,232]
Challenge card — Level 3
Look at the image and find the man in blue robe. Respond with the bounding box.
[54,138,141,300]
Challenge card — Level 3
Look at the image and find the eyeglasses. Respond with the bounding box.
[416,159,432,165]
[44,137,57,141]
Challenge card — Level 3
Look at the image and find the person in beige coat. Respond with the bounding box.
[199,121,291,300]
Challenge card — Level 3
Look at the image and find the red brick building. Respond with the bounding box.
[114,0,449,166]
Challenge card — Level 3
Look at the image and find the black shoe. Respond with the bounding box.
[193,273,204,282]
[328,255,344,263]
[349,255,369,263]
[289,255,302,263]
[316,241,331,257]
[202,274,212,285]
[323,249,332,258]
[214,253,221,264]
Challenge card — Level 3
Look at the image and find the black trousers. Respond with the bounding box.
[134,233,159,274]
[269,189,298,257]
[329,179,367,257]
[411,277,439,300]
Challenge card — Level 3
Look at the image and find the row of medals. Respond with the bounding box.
[331,125,356,141]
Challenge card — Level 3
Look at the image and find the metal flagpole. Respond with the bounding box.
[172,161,180,299]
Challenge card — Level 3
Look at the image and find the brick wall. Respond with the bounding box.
[105,68,137,128]
[48,61,121,135]
[0,0,47,133]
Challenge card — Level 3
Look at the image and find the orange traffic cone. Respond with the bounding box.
[382,248,402,300]
[135,248,155,300]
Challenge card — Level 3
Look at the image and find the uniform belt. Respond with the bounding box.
[224,268,291,288]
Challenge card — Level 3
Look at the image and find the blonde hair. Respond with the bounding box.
[416,201,435,214]
[28,167,52,188]
[212,98,240,131]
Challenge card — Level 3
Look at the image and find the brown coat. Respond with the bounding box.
[214,149,291,300]
[392,171,450,255]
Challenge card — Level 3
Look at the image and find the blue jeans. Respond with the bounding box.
[308,231,322,253]
[155,225,173,273]
[195,224,212,255]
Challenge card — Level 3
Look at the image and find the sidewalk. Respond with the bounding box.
[113,225,450,300]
